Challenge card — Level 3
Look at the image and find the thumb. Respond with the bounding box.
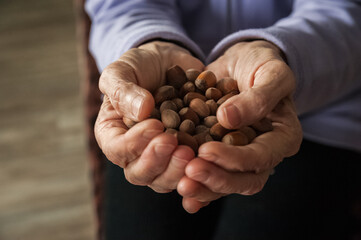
[217,60,295,129]
[99,60,155,122]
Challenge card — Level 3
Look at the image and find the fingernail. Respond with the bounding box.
[154,144,175,157]
[223,104,241,127]
[131,95,144,118]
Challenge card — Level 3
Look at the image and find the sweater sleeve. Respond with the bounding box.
[207,0,361,114]
[85,0,205,72]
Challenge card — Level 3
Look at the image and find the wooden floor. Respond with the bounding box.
[0,1,96,239]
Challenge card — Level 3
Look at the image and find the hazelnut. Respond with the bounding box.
[185,69,201,82]
[176,131,198,153]
[161,109,180,129]
[210,123,230,141]
[194,132,213,146]
[195,70,217,92]
[154,85,178,105]
[189,98,210,118]
[222,131,249,146]
[159,100,178,113]
[166,65,187,89]
[183,92,207,105]
[205,87,223,101]
[179,119,195,135]
[203,116,218,128]
[178,107,200,125]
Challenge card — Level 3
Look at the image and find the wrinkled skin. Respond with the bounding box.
[94,40,303,213]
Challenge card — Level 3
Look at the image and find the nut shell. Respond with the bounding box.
[178,107,200,125]
[194,132,213,146]
[203,116,218,128]
[189,98,210,118]
[206,99,218,115]
[161,109,180,129]
[205,87,223,101]
[176,131,198,153]
[195,70,217,92]
[186,69,200,82]
[166,65,187,89]
[179,119,195,135]
[154,85,178,105]
[159,100,178,113]
[210,123,230,141]
[183,92,207,105]
[222,131,249,146]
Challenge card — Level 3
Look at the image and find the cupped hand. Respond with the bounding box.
[177,40,303,213]
[95,41,204,192]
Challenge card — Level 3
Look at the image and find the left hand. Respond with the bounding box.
[177,40,303,213]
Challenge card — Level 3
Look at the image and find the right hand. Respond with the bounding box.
[94,41,204,193]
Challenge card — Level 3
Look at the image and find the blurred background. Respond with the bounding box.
[0,0,96,239]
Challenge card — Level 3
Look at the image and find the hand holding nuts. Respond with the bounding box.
[126,65,273,152]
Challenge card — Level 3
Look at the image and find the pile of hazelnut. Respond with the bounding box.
[124,65,272,153]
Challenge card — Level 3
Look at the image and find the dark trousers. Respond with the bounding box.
[103,140,361,240]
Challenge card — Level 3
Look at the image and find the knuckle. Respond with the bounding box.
[124,170,146,186]
[240,179,265,196]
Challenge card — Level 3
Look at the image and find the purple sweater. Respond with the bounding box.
[85,0,361,152]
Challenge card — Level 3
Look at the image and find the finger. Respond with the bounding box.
[177,176,223,202]
[205,56,230,80]
[99,59,155,121]
[95,97,164,167]
[217,60,295,129]
[182,197,210,214]
[199,98,302,173]
[124,133,177,186]
[149,146,195,193]
[138,41,205,73]
[185,158,270,195]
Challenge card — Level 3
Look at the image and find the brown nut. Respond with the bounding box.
[166,65,188,89]
[171,98,184,110]
[123,117,137,129]
[178,107,200,125]
[203,116,218,128]
[179,119,195,135]
[216,77,238,95]
[189,98,210,118]
[165,128,177,134]
[180,81,196,97]
[205,87,223,101]
[186,68,201,82]
[159,100,178,113]
[239,126,257,142]
[183,92,207,105]
[195,70,217,92]
[251,118,273,133]
[194,132,213,146]
[217,91,238,106]
[195,124,209,134]
[206,99,218,115]
[210,123,230,141]
[175,131,198,153]
[154,85,178,105]
[222,131,249,146]
[161,109,180,129]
